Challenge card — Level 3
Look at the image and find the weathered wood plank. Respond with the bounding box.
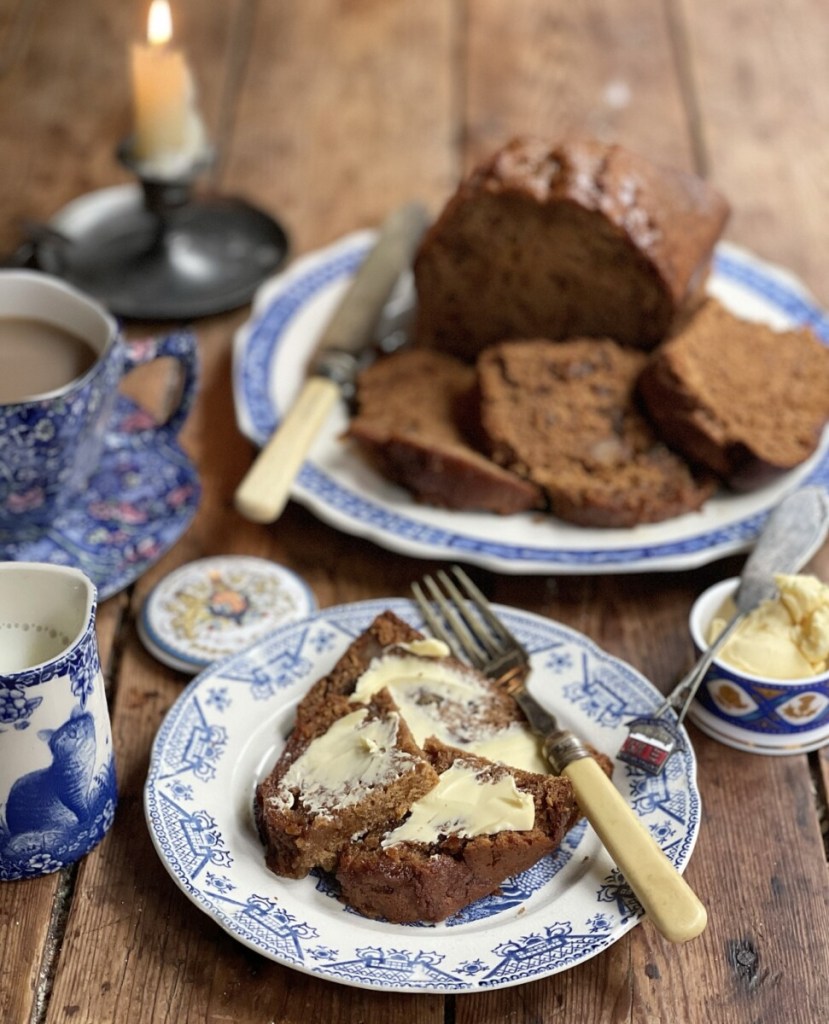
[678,0,829,308]
[687,743,829,1023]
[464,0,696,171]
[222,0,459,253]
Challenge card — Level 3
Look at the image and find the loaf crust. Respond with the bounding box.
[346,348,543,513]
[414,136,730,359]
[638,299,829,489]
[477,337,716,527]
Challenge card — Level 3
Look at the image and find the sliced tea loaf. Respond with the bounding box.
[336,738,582,923]
[638,299,829,489]
[477,337,716,528]
[346,348,543,514]
[255,610,614,923]
[254,687,439,879]
[414,136,730,359]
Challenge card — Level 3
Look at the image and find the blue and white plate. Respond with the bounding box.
[144,599,701,993]
[0,395,200,601]
[233,235,829,574]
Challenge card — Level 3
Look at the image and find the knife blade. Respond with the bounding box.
[514,683,708,943]
[234,201,431,523]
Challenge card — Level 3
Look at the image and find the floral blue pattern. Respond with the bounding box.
[145,599,702,993]
[0,392,200,600]
[0,335,121,530]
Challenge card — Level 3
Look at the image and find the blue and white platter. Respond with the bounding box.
[144,598,701,993]
[233,234,829,574]
[0,394,200,601]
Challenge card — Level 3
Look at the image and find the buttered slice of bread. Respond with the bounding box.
[255,610,607,923]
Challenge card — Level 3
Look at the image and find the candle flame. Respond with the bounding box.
[147,0,173,47]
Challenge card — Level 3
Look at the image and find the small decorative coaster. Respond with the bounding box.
[138,555,316,674]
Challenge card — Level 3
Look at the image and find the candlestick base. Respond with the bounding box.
[23,144,289,321]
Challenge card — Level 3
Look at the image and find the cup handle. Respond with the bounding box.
[120,329,199,441]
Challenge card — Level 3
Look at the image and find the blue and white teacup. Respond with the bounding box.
[0,561,117,879]
[0,270,198,536]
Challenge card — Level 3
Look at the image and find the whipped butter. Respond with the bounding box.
[709,573,829,679]
[349,641,548,773]
[270,707,415,815]
[381,761,534,847]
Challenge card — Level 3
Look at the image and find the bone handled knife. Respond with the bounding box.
[514,688,708,943]
[234,201,431,524]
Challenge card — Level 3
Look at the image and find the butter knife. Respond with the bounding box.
[513,686,708,942]
[234,201,430,524]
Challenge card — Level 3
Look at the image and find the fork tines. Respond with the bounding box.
[410,565,528,678]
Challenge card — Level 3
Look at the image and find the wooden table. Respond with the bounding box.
[2,1,829,1021]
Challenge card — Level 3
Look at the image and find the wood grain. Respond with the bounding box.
[221,0,458,251]
[465,0,697,170]
[678,0,829,307]
[1,0,828,1021]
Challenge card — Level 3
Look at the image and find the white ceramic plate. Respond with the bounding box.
[145,599,701,993]
[232,236,829,575]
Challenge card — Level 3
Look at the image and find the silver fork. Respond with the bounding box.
[412,565,528,687]
[411,565,708,944]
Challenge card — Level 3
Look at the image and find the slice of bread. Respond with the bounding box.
[346,348,543,514]
[255,610,597,922]
[293,610,548,776]
[638,299,829,489]
[255,687,439,879]
[335,738,582,923]
[477,337,716,527]
[414,136,729,359]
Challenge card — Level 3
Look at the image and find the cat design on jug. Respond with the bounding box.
[2,708,97,856]
[0,562,118,880]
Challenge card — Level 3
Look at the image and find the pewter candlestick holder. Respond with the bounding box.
[27,139,289,321]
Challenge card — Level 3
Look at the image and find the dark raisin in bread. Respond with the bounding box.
[477,337,716,527]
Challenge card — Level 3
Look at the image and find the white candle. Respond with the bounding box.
[130,0,207,176]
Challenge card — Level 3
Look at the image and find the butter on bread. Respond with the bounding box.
[255,611,597,921]
[336,738,581,923]
[255,686,438,879]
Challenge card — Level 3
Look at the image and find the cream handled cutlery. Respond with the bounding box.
[234,201,430,524]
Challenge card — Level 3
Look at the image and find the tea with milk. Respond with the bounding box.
[0,316,99,403]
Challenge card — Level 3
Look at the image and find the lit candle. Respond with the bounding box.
[130,0,207,176]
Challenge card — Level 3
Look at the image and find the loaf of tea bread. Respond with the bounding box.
[414,136,730,359]
[638,299,829,489]
[476,337,716,527]
[345,347,543,514]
